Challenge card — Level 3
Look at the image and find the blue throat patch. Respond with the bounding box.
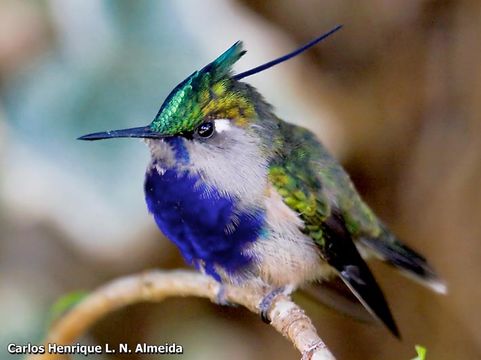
[144,139,265,281]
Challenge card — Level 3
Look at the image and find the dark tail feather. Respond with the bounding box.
[360,230,447,294]
[336,254,401,338]
[321,212,401,338]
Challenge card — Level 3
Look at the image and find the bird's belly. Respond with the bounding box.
[144,165,265,280]
[247,186,334,287]
[249,232,334,287]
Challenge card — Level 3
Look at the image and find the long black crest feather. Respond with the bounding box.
[233,24,343,80]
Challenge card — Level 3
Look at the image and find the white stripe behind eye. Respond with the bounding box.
[214,119,232,133]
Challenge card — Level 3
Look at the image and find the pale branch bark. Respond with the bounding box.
[29,269,335,360]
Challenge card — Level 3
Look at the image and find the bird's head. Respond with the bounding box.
[79,41,262,145]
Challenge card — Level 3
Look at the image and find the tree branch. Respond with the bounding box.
[29,269,335,360]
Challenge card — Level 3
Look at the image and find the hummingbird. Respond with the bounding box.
[79,25,446,337]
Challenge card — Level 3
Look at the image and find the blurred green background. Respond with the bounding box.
[1,1,481,359]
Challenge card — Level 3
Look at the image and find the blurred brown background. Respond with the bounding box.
[1,1,480,359]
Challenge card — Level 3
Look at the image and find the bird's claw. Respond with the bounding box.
[259,286,287,324]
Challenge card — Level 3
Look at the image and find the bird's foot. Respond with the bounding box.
[215,284,237,307]
[259,286,293,323]
[301,341,328,360]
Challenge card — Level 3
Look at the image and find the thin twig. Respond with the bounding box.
[29,269,335,360]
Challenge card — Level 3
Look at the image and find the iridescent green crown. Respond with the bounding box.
[150,42,256,135]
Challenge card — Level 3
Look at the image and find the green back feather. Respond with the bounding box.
[268,120,381,249]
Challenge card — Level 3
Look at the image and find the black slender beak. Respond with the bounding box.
[78,126,169,141]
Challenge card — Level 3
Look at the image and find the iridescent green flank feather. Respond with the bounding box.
[268,120,380,247]
[267,119,401,336]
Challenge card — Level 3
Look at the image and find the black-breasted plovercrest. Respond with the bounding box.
[79,26,446,338]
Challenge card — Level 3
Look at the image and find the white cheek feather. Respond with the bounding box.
[145,139,176,168]
[185,125,268,209]
[214,119,232,133]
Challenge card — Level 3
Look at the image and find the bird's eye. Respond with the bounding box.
[196,121,215,138]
